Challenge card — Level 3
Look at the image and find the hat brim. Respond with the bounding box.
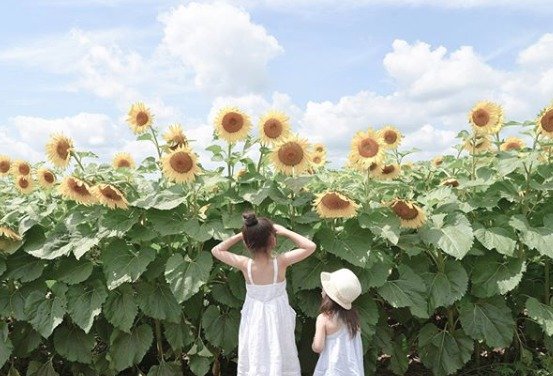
[320,272,352,310]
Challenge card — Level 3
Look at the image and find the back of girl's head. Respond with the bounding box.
[320,294,360,339]
[241,211,276,254]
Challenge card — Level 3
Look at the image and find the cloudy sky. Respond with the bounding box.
[1,0,552,167]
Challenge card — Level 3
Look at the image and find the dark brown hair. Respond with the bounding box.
[241,211,276,254]
[320,294,360,339]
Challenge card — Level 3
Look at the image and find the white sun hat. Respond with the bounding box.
[320,268,362,310]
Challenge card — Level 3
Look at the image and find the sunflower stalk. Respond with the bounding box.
[545,258,550,305]
[154,319,164,360]
[149,127,163,162]
[227,142,234,193]
[70,151,86,172]
[470,132,477,180]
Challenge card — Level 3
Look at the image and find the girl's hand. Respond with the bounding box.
[273,224,287,235]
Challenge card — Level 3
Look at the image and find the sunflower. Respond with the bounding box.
[112,153,136,169]
[214,107,252,143]
[441,178,459,188]
[161,147,201,183]
[163,124,188,149]
[11,160,31,176]
[37,168,56,189]
[15,176,34,194]
[468,101,503,135]
[314,191,359,219]
[59,176,97,205]
[311,153,327,169]
[313,143,327,154]
[500,137,525,152]
[259,111,290,145]
[0,226,21,241]
[348,129,385,169]
[45,134,73,168]
[374,163,401,180]
[127,102,153,134]
[390,199,426,229]
[464,136,493,154]
[0,156,11,176]
[378,126,402,149]
[92,184,128,210]
[536,104,553,138]
[431,156,443,168]
[0,226,21,255]
[271,135,311,175]
[367,161,384,176]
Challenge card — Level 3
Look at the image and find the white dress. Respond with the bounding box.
[237,258,301,376]
[313,324,364,376]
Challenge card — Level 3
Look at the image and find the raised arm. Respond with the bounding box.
[312,314,327,353]
[275,224,316,267]
[211,233,249,270]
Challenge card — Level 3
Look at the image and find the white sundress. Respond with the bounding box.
[237,257,301,376]
[313,324,364,376]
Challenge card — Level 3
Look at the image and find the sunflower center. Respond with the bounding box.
[443,179,459,187]
[321,193,351,210]
[100,186,122,201]
[0,161,10,173]
[382,165,395,174]
[18,163,30,175]
[43,172,55,184]
[69,179,91,197]
[313,156,322,164]
[56,140,71,159]
[222,112,244,133]
[117,159,131,168]
[278,142,304,166]
[358,138,379,158]
[18,178,29,189]
[136,111,149,127]
[505,142,521,151]
[392,201,419,220]
[541,110,553,132]
[472,109,490,127]
[315,146,324,153]
[369,163,378,171]
[263,119,283,139]
[170,152,193,173]
[383,130,398,144]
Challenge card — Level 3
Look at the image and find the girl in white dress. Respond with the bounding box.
[312,268,364,376]
[211,211,317,376]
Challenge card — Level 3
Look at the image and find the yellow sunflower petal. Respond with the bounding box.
[15,175,34,195]
[468,101,503,135]
[259,111,290,145]
[92,184,129,210]
[536,104,553,138]
[37,168,56,189]
[163,124,188,149]
[45,133,73,168]
[11,160,31,176]
[214,107,252,143]
[161,147,201,183]
[314,191,359,219]
[390,199,426,229]
[500,136,525,152]
[0,226,21,241]
[378,126,403,149]
[271,135,312,175]
[0,226,22,255]
[127,102,153,134]
[349,129,385,169]
[311,152,327,169]
[464,136,493,154]
[0,155,11,176]
[112,152,136,169]
[59,177,97,205]
[313,143,327,155]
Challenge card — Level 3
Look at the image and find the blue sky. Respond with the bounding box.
[1,0,553,166]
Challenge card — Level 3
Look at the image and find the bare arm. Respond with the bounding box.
[211,233,249,270]
[312,314,326,353]
[275,224,316,267]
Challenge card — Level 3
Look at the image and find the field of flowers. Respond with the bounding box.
[1,101,553,375]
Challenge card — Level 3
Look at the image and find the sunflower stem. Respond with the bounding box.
[71,151,86,173]
[470,132,477,180]
[227,142,234,193]
[154,319,164,361]
[545,258,550,305]
[149,127,163,162]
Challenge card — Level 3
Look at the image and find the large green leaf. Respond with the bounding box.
[148,209,186,236]
[165,252,212,303]
[0,322,13,368]
[147,361,181,376]
[103,284,137,333]
[26,360,59,376]
[358,209,401,245]
[356,294,378,339]
[101,239,156,290]
[470,254,526,298]
[66,279,108,333]
[377,265,428,318]
[182,219,212,242]
[53,324,95,364]
[526,297,553,336]
[290,256,342,293]
[211,283,243,308]
[164,316,194,353]
[459,296,515,348]
[357,249,393,290]
[422,259,468,310]
[54,257,93,285]
[418,323,473,376]
[317,223,372,267]
[5,251,45,282]
[10,322,41,357]
[108,324,153,372]
[474,225,516,257]
[25,283,67,338]
[135,280,181,323]
[201,306,240,354]
[421,213,474,260]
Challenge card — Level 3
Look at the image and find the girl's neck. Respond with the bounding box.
[252,251,273,262]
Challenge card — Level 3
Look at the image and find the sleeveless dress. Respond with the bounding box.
[237,257,301,376]
[313,323,364,376]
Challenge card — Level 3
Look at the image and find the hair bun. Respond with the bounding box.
[242,212,258,227]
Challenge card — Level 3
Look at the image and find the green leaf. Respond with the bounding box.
[387,334,409,375]
[101,239,156,290]
[54,257,93,285]
[25,283,67,338]
[67,279,108,333]
[243,187,271,205]
[474,225,517,257]
[471,254,526,298]
[10,322,41,357]
[164,317,194,353]
[222,212,244,229]
[295,290,320,318]
[182,220,212,242]
[418,324,473,376]
[147,361,181,376]
[290,256,339,293]
[26,360,59,376]
[520,226,553,259]
[165,252,212,303]
[358,250,393,290]
[211,283,242,308]
[359,209,401,245]
[377,265,428,318]
[526,297,553,336]
[53,324,95,364]
[459,296,515,348]
[0,321,13,368]
[135,280,181,323]
[317,223,372,267]
[103,284,137,333]
[356,294,378,339]
[24,226,69,260]
[437,214,474,260]
[6,251,45,282]
[108,324,153,372]
[422,260,468,310]
[188,354,211,376]
[201,306,240,354]
[148,210,185,236]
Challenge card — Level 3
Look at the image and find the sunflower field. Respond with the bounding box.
[1,101,553,375]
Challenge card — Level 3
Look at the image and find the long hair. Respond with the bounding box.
[241,211,276,255]
[320,293,360,339]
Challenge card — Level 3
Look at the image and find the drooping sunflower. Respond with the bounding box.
[127,102,153,134]
[368,161,384,176]
[348,129,385,169]
[161,147,201,183]
[390,199,426,229]
[441,178,460,188]
[500,137,525,152]
[37,168,56,189]
[431,156,444,168]
[311,153,326,169]
[112,153,136,169]
[464,136,493,154]
[0,156,11,176]
[468,101,503,135]
[259,111,290,145]
[378,126,403,149]
[313,143,327,155]
[271,135,311,175]
[59,176,97,205]
[374,163,401,180]
[15,176,34,195]
[11,160,31,176]
[163,124,188,150]
[0,226,21,254]
[0,226,21,241]
[45,134,73,168]
[314,191,359,219]
[92,184,129,210]
[536,104,553,138]
[214,107,252,143]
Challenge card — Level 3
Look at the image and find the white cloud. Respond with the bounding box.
[518,33,553,69]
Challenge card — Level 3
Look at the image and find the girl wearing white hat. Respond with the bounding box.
[312,268,364,375]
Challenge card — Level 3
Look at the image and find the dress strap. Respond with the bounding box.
[272,257,278,284]
[247,259,254,285]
